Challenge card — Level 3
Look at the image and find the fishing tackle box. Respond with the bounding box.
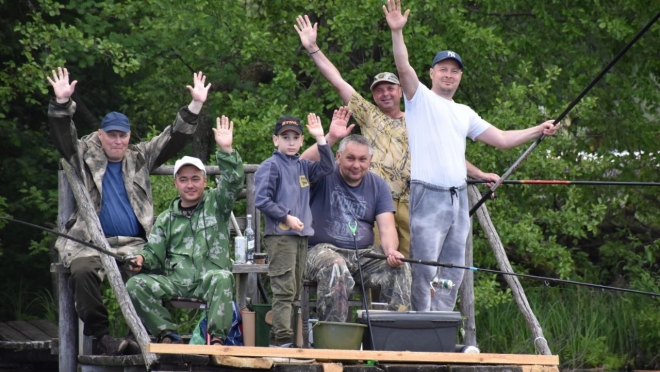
[357,310,462,352]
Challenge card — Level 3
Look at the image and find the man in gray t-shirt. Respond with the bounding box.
[304,134,411,322]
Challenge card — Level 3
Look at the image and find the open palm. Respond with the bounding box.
[295,15,318,50]
[186,71,211,103]
[213,115,234,150]
[47,67,77,101]
[384,0,410,31]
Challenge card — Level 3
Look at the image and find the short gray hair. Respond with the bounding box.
[337,134,373,156]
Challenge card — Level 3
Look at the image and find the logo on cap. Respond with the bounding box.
[274,116,303,135]
[431,50,465,70]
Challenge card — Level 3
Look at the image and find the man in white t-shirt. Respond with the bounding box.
[384,0,560,311]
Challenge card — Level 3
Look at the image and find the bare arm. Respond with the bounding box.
[295,15,355,104]
[300,106,354,161]
[475,120,560,149]
[466,160,500,187]
[384,0,418,100]
[375,212,403,268]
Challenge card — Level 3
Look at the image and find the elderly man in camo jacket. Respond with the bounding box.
[47,66,210,355]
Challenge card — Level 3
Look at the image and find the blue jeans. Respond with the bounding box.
[409,181,469,311]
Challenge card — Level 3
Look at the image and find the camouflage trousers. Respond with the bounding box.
[126,270,234,339]
[305,244,411,322]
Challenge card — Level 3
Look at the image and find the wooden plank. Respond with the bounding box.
[152,164,259,175]
[232,263,268,274]
[0,340,51,351]
[322,362,344,372]
[148,344,559,365]
[7,320,51,341]
[522,366,560,372]
[212,355,274,369]
[0,323,30,342]
[29,320,59,339]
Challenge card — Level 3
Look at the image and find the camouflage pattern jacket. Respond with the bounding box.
[48,98,199,267]
[136,150,244,284]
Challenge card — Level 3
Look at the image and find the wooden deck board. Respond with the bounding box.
[0,322,31,342]
[7,320,52,341]
[148,344,559,365]
[29,319,59,339]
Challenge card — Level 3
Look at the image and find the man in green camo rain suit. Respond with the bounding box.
[126,115,244,345]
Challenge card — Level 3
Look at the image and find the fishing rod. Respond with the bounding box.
[470,10,660,216]
[362,253,660,298]
[349,221,376,350]
[0,216,138,266]
[468,180,660,187]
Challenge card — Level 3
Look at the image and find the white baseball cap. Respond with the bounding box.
[173,156,206,176]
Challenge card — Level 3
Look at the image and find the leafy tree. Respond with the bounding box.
[2,0,660,366]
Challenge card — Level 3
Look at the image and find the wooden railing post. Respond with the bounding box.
[467,184,551,355]
[56,170,77,372]
[459,219,477,347]
[61,161,158,369]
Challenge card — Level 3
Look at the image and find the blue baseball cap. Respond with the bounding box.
[100,112,131,133]
[431,50,464,69]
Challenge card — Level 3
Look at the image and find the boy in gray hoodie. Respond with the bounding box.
[254,109,346,347]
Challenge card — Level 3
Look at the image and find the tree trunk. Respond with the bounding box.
[61,161,158,369]
[467,185,551,355]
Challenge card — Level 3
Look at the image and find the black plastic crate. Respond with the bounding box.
[357,310,461,352]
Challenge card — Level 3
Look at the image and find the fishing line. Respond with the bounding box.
[470,10,660,216]
[1,216,138,266]
[468,180,660,187]
[362,253,660,298]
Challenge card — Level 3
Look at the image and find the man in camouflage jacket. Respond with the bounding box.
[127,116,244,345]
[47,67,210,355]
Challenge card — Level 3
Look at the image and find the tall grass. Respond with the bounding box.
[0,280,57,322]
[473,286,660,370]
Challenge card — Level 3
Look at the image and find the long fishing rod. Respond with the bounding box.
[362,253,660,298]
[468,179,660,187]
[0,216,137,265]
[470,10,660,216]
[349,221,376,350]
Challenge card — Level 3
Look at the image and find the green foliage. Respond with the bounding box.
[475,286,657,369]
[1,0,660,365]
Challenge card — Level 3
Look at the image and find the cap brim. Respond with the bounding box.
[276,125,303,135]
[370,80,398,91]
[101,125,130,133]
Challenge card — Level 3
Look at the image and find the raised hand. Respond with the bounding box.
[47,67,77,103]
[306,113,325,139]
[186,71,211,104]
[212,115,234,153]
[383,0,410,32]
[327,106,355,142]
[294,15,318,51]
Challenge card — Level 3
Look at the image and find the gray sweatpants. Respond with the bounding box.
[409,181,470,311]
